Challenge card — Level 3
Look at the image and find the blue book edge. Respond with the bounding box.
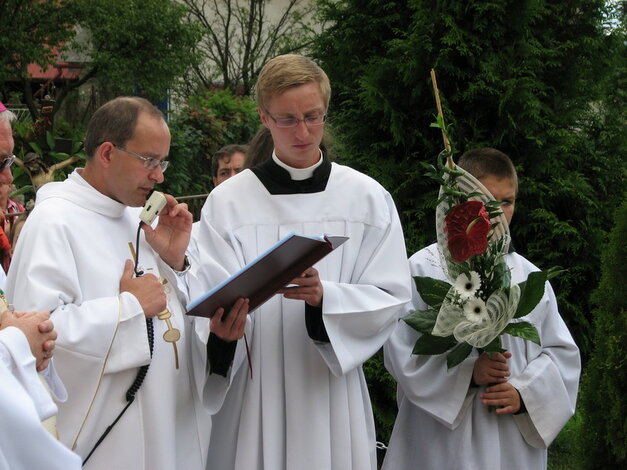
[186,231,327,311]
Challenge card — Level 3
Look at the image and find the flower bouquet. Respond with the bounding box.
[403,141,553,369]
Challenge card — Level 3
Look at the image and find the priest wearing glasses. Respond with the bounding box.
[6,96,248,470]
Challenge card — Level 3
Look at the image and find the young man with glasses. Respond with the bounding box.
[191,54,412,470]
[6,96,248,469]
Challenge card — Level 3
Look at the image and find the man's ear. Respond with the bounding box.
[258,107,270,129]
[97,142,115,168]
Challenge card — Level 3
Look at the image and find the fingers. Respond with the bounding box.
[487,352,508,363]
[162,195,189,218]
[120,268,167,317]
[480,383,521,414]
[159,194,192,223]
[277,268,323,307]
[2,310,57,370]
[140,222,155,242]
[163,193,179,210]
[212,307,226,323]
[39,339,56,369]
[122,259,135,279]
[38,318,54,334]
[292,268,319,285]
[472,352,511,385]
[37,357,51,372]
[210,298,249,342]
[277,268,319,289]
[43,339,55,353]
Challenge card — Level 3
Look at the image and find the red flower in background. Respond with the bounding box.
[0,228,11,274]
[445,200,491,263]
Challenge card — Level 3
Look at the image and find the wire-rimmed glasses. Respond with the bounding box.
[114,144,169,172]
[265,112,327,129]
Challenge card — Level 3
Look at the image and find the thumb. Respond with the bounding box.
[141,222,155,243]
[122,259,135,279]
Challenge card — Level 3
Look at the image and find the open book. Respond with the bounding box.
[186,233,349,318]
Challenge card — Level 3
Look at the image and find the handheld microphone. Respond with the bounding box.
[139,190,167,225]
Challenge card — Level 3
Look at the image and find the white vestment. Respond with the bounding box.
[6,170,213,470]
[0,327,81,470]
[382,244,581,470]
[189,160,412,470]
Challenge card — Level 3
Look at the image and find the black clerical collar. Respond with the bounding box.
[251,156,332,195]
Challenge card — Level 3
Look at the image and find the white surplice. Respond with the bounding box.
[189,161,412,470]
[0,327,82,470]
[6,170,213,470]
[382,244,581,470]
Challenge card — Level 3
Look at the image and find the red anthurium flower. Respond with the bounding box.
[445,200,491,263]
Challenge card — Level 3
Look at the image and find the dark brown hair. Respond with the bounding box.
[211,144,248,177]
[457,147,518,192]
[84,96,164,159]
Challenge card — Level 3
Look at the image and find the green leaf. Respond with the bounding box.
[503,321,541,346]
[514,271,548,318]
[29,142,43,154]
[446,342,473,369]
[403,308,439,334]
[10,185,33,198]
[413,276,451,308]
[492,261,512,289]
[412,333,457,355]
[46,131,55,150]
[546,266,565,281]
[481,336,505,354]
[51,152,70,161]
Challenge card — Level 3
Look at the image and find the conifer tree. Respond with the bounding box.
[313,0,626,448]
[578,198,627,469]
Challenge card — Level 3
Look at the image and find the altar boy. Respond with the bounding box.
[191,54,412,470]
[382,148,581,470]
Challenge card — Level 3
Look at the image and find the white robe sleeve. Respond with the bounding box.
[193,183,411,381]
[508,280,581,448]
[186,217,251,413]
[384,250,478,427]
[0,328,82,470]
[317,192,412,376]
[0,266,6,291]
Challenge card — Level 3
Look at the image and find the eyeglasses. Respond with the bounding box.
[265,111,327,129]
[114,145,169,172]
[0,155,15,172]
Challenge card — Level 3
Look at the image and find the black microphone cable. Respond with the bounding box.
[83,222,155,466]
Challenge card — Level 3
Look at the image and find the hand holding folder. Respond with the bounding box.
[186,233,348,318]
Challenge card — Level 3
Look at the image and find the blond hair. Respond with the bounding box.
[255,54,331,111]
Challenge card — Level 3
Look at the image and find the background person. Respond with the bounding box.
[211,144,247,187]
[0,103,24,284]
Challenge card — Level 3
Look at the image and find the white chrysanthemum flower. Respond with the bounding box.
[462,298,488,324]
[454,271,481,299]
